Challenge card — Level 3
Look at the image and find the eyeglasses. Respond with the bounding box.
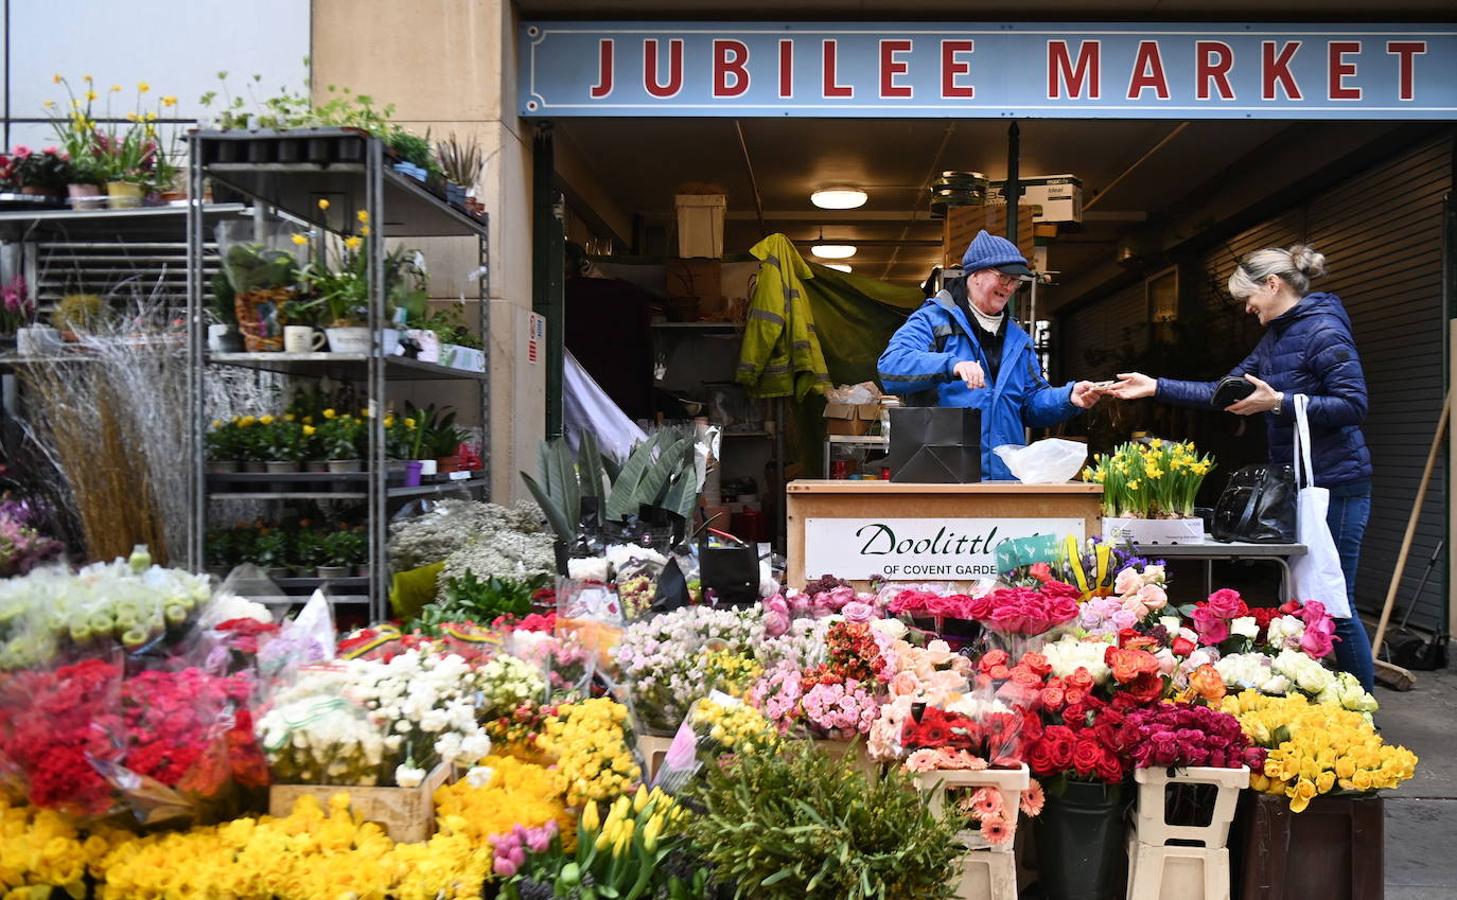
[989,272,1025,289]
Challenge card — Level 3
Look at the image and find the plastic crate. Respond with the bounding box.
[1133,766,1249,848]
[1127,833,1232,900]
[912,764,1030,852]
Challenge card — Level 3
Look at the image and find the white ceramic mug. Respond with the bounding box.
[284,326,326,354]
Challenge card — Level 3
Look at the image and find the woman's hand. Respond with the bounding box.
[1109,372,1157,400]
[953,360,985,390]
[1225,373,1282,415]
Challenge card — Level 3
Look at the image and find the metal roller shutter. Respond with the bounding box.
[1062,280,1148,382]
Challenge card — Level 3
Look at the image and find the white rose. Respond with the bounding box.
[1141,565,1166,585]
[1260,674,1292,695]
[394,764,426,788]
[466,765,495,788]
[869,618,908,640]
[1230,617,1259,640]
[1158,616,1183,635]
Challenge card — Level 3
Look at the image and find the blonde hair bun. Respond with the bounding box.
[1289,245,1327,280]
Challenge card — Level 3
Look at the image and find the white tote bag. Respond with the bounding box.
[1288,394,1351,617]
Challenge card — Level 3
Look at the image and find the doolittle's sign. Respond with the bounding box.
[518,23,1457,119]
[803,517,1082,581]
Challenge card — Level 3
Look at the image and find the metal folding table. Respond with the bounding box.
[1132,539,1309,602]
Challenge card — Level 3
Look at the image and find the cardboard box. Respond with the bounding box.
[666,258,725,317]
[986,174,1084,223]
[942,204,1037,271]
[269,762,451,843]
[823,401,880,436]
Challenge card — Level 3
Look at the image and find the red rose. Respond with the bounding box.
[1040,684,1066,710]
[1096,752,1125,783]
[1171,636,1197,657]
[1066,668,1095,693]
[1072,738,1104,776]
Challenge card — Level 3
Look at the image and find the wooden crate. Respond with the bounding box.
[942,204,1038,270]
[268,762,452,843]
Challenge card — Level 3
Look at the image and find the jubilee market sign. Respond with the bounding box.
[519,23,1457,119]
[803,517,1084,581]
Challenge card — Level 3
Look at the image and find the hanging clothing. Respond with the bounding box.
[736,234,831,400]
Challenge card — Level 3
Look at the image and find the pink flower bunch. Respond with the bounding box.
[954,787,1015,846]
[976,586,1081,637]
[762,584,881,638]
[1117,702,1266,771]
[903,747,990,773]
[746,661,803,733]
[800,678,879,737]
[1077,596,1139,637]
[1292,600,1336,659]
[491,820,558,876]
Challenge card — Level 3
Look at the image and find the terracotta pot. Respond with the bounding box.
[67,183,105,210]
[436,455,461,473]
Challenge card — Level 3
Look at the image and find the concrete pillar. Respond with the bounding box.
[311,0,540,503]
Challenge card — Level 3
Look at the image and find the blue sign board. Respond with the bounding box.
[519,22,1457,119]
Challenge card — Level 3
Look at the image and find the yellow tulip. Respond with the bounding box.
[580,800,599,833]
[633,785,649,814]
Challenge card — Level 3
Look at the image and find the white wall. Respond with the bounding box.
[4,0,310,148]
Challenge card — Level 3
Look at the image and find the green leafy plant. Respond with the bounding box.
[253,529,289,569]
[315,412,363,461]
[421,304,483,350]
[50,293,103,333]
[686,742,963,899]
[386,127,441,177]
[205,419,245,461]
[323,529,366,567]
[413,570,544,631]
[8,149,72,193]
[435,132,484,188]
[268,420,306,463]
[292,529,326,569]
[221,242,299,295]
[208,273,237,327]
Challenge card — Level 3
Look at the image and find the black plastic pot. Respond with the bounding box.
[246,138,276,164]
[336,137,365,163]
[306,136,332,163]
[276,138,302,163]
[1035,779,1131,900]
[215,141,240,164]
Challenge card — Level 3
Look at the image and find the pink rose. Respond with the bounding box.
[963,594,992,620]
[1137,583,1168,613]
[1046,595,1080,626]
[1114,568,1143,596]
[1191,607,1229,645]
[1206,589,1247,620]
[842,601,874,624]
[762,594,790,638]
[989,604,1028,634]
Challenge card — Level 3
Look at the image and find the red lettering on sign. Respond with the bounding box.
[1126,41,1170,100]
[589,39,614,99]
[1047,40,1101,99]
[1328,41,1362,100]
[1196,40,1235,100]
[779,39,794,97]
[713,39,750,98]
[941,40,974,99]
[880,39,913,98]
[643,38,684,99]
[1262,41,1303,100]
[823,39,853,98]
[1386,41,1426,102]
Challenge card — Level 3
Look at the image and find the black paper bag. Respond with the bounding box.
[886,407,982,482]
[700,537,759,607]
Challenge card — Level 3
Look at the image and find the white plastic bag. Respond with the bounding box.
[993,439,1088,484]
[1289,395,1351,617]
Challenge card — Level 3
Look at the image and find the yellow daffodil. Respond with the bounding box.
[42,99,55,109]
[259,414,275,425]
[110,84,122,93]
[404,417,417,429]
[138,81,150,93]
[85,89,97,102]
[52,73,62,84]
[284,413,296,422]
[384,416,395,428]
[344,236,363,251]
[291,233,309,246]
[323,408,336,419]
[357,209,369,223]
[318,198,330,210]
[162,95,177,107]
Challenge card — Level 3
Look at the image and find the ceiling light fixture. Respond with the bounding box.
[825,263,852,273]
[811,188,868,210]
[810,227,856,260]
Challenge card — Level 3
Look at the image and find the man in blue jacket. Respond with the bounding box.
[878,230,1103,480]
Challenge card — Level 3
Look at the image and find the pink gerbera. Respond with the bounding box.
[971,787,1003,818]
[980,814,1012,846]
[1020,779,1046,817]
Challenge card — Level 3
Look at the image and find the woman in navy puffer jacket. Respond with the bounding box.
[1112,245,1376,691]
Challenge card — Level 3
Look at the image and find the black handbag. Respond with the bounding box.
[1211,464,1297,543]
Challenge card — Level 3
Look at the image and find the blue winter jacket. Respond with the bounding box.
[877,291,1081,480]
[1157,291,1372,488]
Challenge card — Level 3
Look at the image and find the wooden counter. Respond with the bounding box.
[786,479,1103,589]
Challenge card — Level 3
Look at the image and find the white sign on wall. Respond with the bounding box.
[804,517,1083,581]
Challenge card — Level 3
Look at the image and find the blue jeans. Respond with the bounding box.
[1326,490,1376,693]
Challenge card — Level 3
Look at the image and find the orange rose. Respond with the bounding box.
[1190,663,1226,703]
[1105,647,1159,684]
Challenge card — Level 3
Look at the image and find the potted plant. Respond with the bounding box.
[299,421,329,473]
[419,405,466,473]
[266,417,305,475]
[50,293,103,342]
[316,410,363,473]
[0,276,56,356]
[88,81,173,208]
[254,528,291,582]
[205,419,244,473]
[44,75,106,208]
[323,528,368,578]
[207,272,244,352]
[435,132,483,207]
[204,528,235,579]
[7,146,72,200]
[1085,440,1216,545]
[291,528,326,578]
[217,221,303,352]
[300,228,370,353]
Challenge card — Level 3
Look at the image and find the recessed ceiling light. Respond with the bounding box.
[811,244,856,260]
[811,188,868,210]
[825,263,852,273]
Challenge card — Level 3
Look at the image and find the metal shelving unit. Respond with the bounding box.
[186,130,491,618]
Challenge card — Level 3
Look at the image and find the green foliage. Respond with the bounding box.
[9,150,72,193]
[268,420,306,463]
[222,243,299,294]
[323,529,366,567]
[435,132,484,187]
[315,413,363,461]
[413,570,545,631]
[209,272,237,326]
[292,529,326,568]
[685,742,963,900]
[253,529,289,568]
[421,303,483,349]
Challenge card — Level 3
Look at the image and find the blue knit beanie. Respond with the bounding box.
[961,229,1031,275]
